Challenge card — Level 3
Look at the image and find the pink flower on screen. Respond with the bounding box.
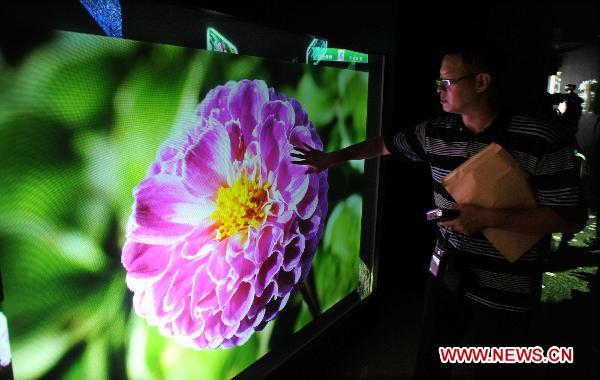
[122,80,328,349]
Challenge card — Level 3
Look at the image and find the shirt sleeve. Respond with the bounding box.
[383,120,428,162]
[531,138,588,227]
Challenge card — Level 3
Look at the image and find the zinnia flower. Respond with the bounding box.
[122,79,328,349]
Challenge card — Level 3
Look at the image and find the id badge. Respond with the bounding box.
[429,246,446,277]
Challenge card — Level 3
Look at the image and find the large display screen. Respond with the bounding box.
[0,4,382,379]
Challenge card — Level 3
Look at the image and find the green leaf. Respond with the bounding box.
[1,226,126,380]
[224,55,268,82]
[339,71,368,143]
[8,274,126,379]
[0,166,82,224]
[313,194,362,311]
[293,299,313,333]
[53,231,109,273]
[159,340,228,380]
[0,111,77,167]
[330,70,368,174]
[294,70,336,128]
[63,336,110,380]
[323,194,362,258]
[11,329,73,380]
[0,112,85,225]
[126,313,262,380]
[73,195,114,243]
[126,315,160,380]
[218,335,260,380]
[12,31,137,130]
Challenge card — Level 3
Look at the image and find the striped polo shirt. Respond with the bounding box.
[384,112,587,312]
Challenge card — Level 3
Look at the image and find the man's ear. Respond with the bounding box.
[476,73,491,93]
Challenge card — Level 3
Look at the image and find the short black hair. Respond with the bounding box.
[440,40,504,78]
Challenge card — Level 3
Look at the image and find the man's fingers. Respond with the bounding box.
[290,152,305,159]
[302,142,314,151]
[292,146,308,153]
[291,160,310,166]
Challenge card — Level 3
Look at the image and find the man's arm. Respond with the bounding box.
[291,136,390,173]
[440,204,585,235]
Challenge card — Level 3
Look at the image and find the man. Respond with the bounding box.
[554,83,585,248]
[291,42,587,379]
[561,83,584,133]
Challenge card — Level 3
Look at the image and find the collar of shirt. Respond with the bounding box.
[455,111,511,145]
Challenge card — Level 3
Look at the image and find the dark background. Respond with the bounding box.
[2,1,600,379]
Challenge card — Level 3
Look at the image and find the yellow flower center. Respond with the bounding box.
[210,171,270,240]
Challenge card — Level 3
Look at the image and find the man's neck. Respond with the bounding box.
[461,103,498,134]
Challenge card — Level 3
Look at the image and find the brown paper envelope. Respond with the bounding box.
[442,143,542,262]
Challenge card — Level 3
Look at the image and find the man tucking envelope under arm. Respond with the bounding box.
[290,40,587,379]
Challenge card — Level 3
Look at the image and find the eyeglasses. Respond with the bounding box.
[435,74,476,89]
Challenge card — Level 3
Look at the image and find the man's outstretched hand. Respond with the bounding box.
[290,143,333,173]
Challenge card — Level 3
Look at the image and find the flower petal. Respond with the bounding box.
[203,311,226,348]
[255,225,282,263]
[261,291,291,324]
[282,234,305,272]
[276,266,302,297]
[288,98,308,129]
[254,250,283,297]
[191,264,215,309]
[259,116,287,173]
[184,120,232,197]
[227,250,257,282]
[261,100,295,132]
[276,159,309,208]
[207,240,231,285]
[225,120,244,162]
[195,83,232,126]
[172,307,206,339]
[180,221,217,260]
[308,122,324,150]
[222,281,254,326]
[163,262,199,314]
[296,173,319,219]
[228,80,269,145]
[247,281,276,319]
[289,125,314,150]
[122,240,171,278]
[129,175,214,245]
[298,213,321,239]
[221,332,252,349]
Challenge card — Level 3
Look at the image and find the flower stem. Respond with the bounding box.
[300,271,321,319]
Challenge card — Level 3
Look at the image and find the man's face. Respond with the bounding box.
[437,54,478,114]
